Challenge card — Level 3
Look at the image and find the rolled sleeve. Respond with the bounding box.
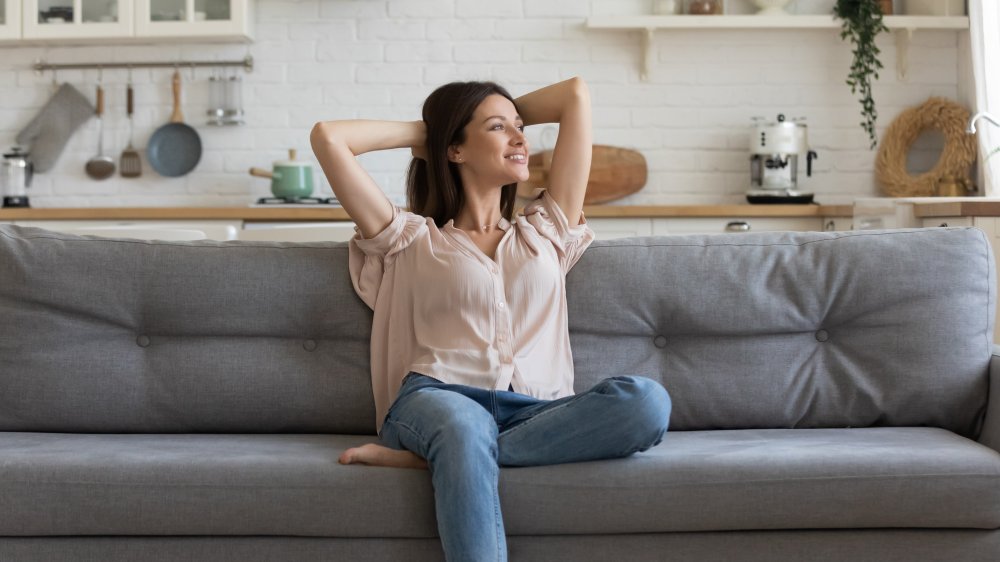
[348,205,424,309]
[522,189,596,273]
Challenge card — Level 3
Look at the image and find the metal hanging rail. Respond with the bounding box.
[32,54,254,73]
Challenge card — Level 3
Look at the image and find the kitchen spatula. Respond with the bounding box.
[120,82,141,177]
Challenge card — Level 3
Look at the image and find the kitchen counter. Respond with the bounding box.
[911,201,1000,218]
[0,204,854,221]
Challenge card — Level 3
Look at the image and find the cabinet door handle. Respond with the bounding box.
[725,221,750,233]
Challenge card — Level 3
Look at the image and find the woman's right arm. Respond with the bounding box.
[309,120,425,239]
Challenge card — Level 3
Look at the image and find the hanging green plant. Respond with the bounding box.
[833,0,889,149]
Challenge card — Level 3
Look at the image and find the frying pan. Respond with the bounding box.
[147,70,202,177]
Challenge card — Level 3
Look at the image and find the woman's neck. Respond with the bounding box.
[453,190,503,234]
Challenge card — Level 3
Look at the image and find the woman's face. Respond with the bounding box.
[449,94,530,187]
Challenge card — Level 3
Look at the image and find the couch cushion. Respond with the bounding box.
[1,428,997,537]
[0,226,377,434]
[568,227,995,437]
[0,226,994,435]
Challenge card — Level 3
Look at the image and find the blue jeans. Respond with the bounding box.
[377,372,672,562]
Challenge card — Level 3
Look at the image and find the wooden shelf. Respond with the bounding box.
[585,15,970,81]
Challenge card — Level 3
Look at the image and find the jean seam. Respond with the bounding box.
[493,460,502,561]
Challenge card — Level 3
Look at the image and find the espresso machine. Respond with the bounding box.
[748,114,818,204]
[2,147,32,208]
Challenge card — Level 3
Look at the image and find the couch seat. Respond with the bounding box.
[1,428,997,536]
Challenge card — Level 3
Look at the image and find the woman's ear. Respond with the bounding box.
[447,145,463,163]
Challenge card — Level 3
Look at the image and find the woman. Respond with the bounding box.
[310,76,671,562]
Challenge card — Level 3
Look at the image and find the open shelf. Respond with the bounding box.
[585,15,971,81]
[586,15,969,30]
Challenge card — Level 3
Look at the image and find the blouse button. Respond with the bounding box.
[498,301,505,308]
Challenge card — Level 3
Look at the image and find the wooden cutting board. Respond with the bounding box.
[516,145,647,204]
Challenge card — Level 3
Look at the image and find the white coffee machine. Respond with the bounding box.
[748,114,817,204]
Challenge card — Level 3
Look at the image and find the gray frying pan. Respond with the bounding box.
[147,70,202,177]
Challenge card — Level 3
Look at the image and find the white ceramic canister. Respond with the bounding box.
[654,0,682,15]
[903,0,965,16]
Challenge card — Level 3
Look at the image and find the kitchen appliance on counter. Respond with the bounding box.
[250,149,326,204]
[2,147,33,208]
[748,113,818,204]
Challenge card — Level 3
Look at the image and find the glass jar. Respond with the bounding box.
[688,0,723,15]
[150,0,184,22]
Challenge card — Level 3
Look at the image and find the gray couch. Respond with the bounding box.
[1,223,998,562]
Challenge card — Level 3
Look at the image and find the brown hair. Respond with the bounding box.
[406,81,519,227]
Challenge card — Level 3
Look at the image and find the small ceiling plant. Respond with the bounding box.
[833,0,890,149]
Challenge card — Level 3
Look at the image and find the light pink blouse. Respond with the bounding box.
[348,189,596,433]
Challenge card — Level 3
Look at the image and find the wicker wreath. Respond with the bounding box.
[875,97,977,197]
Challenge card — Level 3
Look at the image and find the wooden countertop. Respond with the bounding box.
[0,204,854,221]
[912,201,1000,218]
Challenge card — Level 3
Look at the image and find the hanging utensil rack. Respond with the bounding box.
[32,55,254,73]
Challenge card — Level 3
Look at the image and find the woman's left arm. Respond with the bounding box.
[515,77,592,227]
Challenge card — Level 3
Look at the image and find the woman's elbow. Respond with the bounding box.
[568,76,590,102]
[310,121,342,149]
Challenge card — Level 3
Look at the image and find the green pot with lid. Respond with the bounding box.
[249,149,314,200]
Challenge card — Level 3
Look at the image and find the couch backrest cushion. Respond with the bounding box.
[568,228,995,438]
[0,226,994,437]
[0,226,376,434]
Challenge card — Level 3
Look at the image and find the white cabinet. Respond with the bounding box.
[23,0,132,39]
[653,217,822,235]
[589,217,828,239]
[238,222,357,242]
[586,218,653,240]
[822,216,853,232]
[15,0,250,41]
[135,0,251,40]
[921,217,975,228]
[14,220,241,240]
[0,0,21,39]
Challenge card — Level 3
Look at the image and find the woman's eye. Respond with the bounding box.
[517,125,525,132]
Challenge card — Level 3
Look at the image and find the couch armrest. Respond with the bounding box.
[978,345,1000,453]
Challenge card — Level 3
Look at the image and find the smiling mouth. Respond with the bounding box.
[504,154,527,163]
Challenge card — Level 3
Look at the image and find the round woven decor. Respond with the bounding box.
[875,97,976,197]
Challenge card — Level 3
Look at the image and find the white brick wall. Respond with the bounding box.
[0,0,965,207]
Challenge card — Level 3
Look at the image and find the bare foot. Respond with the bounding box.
[339,443,428,470]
